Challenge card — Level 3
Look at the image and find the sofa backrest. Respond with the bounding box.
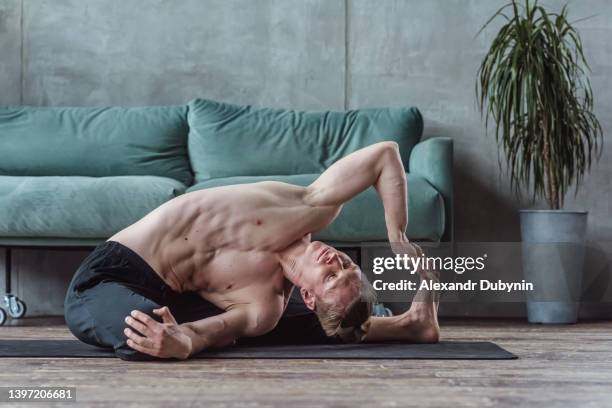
[0,105,192,185]
[187,98,423,182]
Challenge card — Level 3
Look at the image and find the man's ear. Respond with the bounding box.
[300,287,316,311]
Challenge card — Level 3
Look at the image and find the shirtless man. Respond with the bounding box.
[64,141,439,361]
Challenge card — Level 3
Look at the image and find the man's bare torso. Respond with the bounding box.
[107,143,441,358]
[109,181,338,315]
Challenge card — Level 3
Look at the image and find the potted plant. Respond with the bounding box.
[476,0,603,323]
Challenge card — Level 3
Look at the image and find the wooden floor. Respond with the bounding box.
[0,318,611,408]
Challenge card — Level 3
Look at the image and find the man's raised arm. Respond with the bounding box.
[304,141,410,243]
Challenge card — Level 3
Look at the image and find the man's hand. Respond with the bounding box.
[124,307,193,360]
[390,236,434,282]
[389,233,422,260]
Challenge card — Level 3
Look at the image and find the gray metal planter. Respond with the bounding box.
[520,210,587,324]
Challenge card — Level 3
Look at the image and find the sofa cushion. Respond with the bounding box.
[186,173,445,242]
[0,176,186,238]
[0,105,192,185]
[187,98,423,183]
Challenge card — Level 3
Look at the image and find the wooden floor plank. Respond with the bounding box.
[0,318,610,407]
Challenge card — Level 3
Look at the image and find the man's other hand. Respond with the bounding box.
[124,307,193,360]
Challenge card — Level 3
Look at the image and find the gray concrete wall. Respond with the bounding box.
[21,0,345,109]
[1,0,610,318]
[0,0,21,105]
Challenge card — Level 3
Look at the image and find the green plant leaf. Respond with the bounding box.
[476,0,603,209]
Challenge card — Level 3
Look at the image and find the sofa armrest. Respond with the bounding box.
[409,137,453,241]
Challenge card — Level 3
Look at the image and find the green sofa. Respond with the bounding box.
[0,98,453,321]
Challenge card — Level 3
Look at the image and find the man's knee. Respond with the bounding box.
[114,344,163,361]
[109,308,164,360]
[69,282,165,355]
[109,301,166,361]
[64,291,106,347]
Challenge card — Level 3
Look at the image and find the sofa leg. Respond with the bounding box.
[1,248,27,325]
[4,247,10,295]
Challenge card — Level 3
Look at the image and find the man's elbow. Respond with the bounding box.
[377,141,400,154]
[375,140,400,159]
[374,141,405,175]
[376,141,402,165]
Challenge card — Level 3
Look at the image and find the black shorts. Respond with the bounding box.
[64,240,338,361]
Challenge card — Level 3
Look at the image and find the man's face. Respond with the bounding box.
[298,241,361,312]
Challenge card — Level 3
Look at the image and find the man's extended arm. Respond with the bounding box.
[179,308,245,355]
[304,141,410,243]
[124,303,274,359]
[180,305,271,356]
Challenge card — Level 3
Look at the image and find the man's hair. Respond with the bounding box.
[313,272,377,343]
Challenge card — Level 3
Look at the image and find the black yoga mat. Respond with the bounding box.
[0,340,516,360]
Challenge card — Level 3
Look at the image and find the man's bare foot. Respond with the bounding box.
[399,243,440,343]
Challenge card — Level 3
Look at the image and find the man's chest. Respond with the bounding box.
[194,248,278,285]
[190,248,292,307]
